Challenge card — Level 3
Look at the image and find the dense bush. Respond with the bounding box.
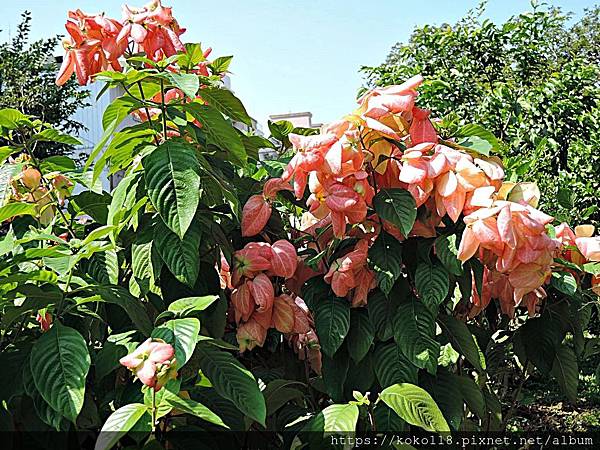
[0,1,598,449]
[361,3,600,229]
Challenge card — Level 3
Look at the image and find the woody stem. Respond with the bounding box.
[151,388,157,432]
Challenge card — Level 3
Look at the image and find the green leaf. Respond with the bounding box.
[557,187,574,209]
[161,390,228,427]
[152,318,200,368]
[414,262,449,309]
[262,379,305,416]
[106,171,144,235]
[550,272,578,296]
[437,314,484,373]
[0,146,16,165]
[0,203,37,223]
[68,191,111,224]
[456,136,491,156]
[209,56,233,74]
[394,297,440,375]
[167,295,219,316]
[90,285,153,336]
[455,375,485,418]
[379,383,450,433]
[322,347,350,402]
[0,108,29,129]
[368,230,403,295]
[131,223,162,294]
[32,128,82,146]
[551,345,578,402]
[373,403,407,432]
[143,140,201,238]
[373,342,418,388]
[314,297,350,357]
[422,369,463,430]
[94,403,148,450]
[166,72,200,99]
[154,218,201,287]
[434,234,463,276]
[197,343,266,426]
[455,124,500,156]
[81,226,116,246]
[185,103,247,166]
[30,322,91,423]
[583,262,600,275]
[0,269,58,286]
[368,289,403,341]
[346,309,375,363]
[514,315,563,375]
[87,96,140,170]
[268,120,294,140]
[321,403,359,432]
[199,87,251,125]
[372,188,417,237]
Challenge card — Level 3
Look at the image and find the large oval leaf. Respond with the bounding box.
[551,344,578,402]
[185,103,247,166]
[30,322,91,423]
[88,285,153,336]
[152,318,201,368]
[414,262,449,309]
[373,342,418,388]
[154,218,201,287]
[161,389,228,428]
[199,87,251,125]
[0,203,37,223]
[197,343,266,426]
[167,295,219,316]
[314,297,350,357]
[434,234,463,276]
[322,403,359,432]
[372,188,417,237]
[379,383,450,433]
[346,308,374,363]
[143,140,201,239]
[94,403,148,450]
[368,230,403,295]
[394,297,439,375]
[437,314,484,373]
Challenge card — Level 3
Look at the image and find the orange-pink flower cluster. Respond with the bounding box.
[240,73,600,320]
[120,338,177,391]
[324,239,376,307]
[56,0,186,86]
[229,240,312,351]
[457,201,558,312]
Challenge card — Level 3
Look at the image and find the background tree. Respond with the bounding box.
[361,1,600,228]
[0,12,88,159]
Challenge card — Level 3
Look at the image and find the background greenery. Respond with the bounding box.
[0,12,88,159]
[361,1,600,229]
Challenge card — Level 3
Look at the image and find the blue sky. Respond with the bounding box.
[0,0,596,129]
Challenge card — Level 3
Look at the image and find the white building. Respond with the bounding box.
[268,111,322,130]
[72,74,264,190]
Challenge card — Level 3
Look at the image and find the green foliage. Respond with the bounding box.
[0,12,88,158]
[378,383,450,433]
[30,322,91,422]
[196,343,266,426]
[0,3,597,444]
[314,297,351,357]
